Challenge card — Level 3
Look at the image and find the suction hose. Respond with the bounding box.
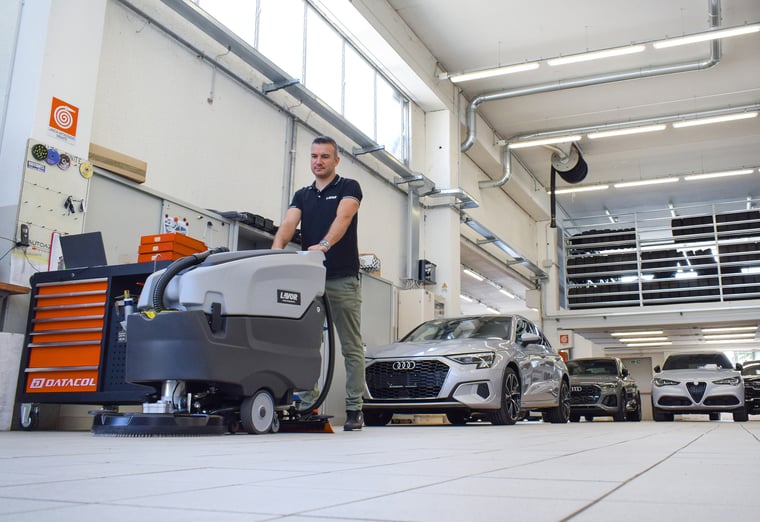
[151,247,229,312]
[296,294,335,413]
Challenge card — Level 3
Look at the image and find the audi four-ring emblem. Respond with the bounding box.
[393,360,416,371]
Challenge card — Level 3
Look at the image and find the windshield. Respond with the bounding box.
[403,317,512,342]
[742,363,760,376]
[663,353,733,370]
[567,359,618,376]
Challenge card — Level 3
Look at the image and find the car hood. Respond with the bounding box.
[569,375,619,385]
[655,368,740,381]
[366,338,506,358]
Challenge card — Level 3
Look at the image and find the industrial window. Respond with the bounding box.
[195,0,409,164]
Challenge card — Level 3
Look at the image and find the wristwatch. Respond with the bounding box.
[319,239,331,251]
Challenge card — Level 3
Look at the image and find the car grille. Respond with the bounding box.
[703,396,740,406]
[366,360,449,399]
[570,385,600,404]
[745,380,760,398]
[686,381,706,403]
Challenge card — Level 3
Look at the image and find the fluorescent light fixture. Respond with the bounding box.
[553,184,609,195]
[486,306,500,314]
[704,333,756,340]
[614,177,679,188]
[703,326,757,333]
[705,338,756,344]
[612,331,663,336]
[449,62,540,83]
[625,341,673,347]
[587,124,667,139]
[499,288,516,299]
[684,169,754,181]
[620,337,669,343]
[460,294,474,302]
[653,24,760,49]
[508,135,582,149]
[672,111,758,128]
[548,44,645,66]
[463,268,484,281]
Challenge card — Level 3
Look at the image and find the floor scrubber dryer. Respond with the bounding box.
[91,248,334,436]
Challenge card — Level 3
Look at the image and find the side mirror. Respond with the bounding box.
[653,365,661,373]
[736,363,743,371]
[519,332,540,345]
[621,368,629,377]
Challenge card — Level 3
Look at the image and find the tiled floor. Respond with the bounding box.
[1,419,758,521]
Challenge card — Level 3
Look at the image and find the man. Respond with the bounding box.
[272,135,365,431]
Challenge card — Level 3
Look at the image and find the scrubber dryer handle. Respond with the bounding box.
[151,246,229,312]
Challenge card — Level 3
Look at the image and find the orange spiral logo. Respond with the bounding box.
[53,105,74,129]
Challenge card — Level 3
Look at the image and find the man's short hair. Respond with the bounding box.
[312,135,338,155]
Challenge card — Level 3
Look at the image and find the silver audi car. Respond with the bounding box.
[362,315,570,426]
[651,352,748,422]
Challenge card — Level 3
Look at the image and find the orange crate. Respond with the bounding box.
[140,233,207,252]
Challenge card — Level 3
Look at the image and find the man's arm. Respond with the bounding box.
[272,207,302,249]
[308,198,359,252]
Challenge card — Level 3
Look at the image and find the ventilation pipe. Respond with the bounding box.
[463,0,722,157]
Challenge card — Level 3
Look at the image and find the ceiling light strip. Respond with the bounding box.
[552,185,609,195]
[449,62,540,83]
[587,124,667,139]
[614,177,680,189]
[611,331,664,336]
[508,135,582,149]
[547,45,645,66]
[672,111,758,128]
[652,23,760,49]
[684,169,755,181]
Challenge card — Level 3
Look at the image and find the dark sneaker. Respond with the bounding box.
[344,410,363,431]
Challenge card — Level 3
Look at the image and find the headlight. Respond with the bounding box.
[713,376,741,386]
[653,378,680,387]
[447,352,495,369]
[598,382,617,390]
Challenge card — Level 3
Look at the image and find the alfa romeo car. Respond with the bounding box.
[567,357,642,422]
[651,352,748,422]
[741,360,760,415]
[362,315,570,426]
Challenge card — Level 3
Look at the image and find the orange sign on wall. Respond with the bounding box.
[49,97,79,138]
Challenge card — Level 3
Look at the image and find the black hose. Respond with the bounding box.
[297,294,335,413]
[151,247,228,312]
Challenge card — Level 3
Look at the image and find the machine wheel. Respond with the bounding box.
[733,408,748,422]
[491,367,521,425]
[543,380,571,424]
[240,390,277,434]
[20,403,40,431]
[626,393,642,421]
[446,411,469,425]
[364,411,393,426]
[569,412,581,422]
[709,412,721,421]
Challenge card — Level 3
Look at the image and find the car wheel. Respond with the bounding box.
[652,399,674,422]
[363,411,393,426]
[491,367,521,425]
[584,415,594,422]
[446,411,469,425]
[544,379,570,424]
[569,412,581,422]
[613,394,626,422]
[626,393,642,421]
[733,408,749,422]
[709,412,721,421]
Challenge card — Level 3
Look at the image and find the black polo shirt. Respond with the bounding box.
[290,175,363,279]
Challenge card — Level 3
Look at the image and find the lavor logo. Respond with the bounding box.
[29,377,96,388]
[277,289,301,305]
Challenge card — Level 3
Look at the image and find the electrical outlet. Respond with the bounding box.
[18,224,29,247]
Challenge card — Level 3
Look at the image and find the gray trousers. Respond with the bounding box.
[300,275,365,412]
